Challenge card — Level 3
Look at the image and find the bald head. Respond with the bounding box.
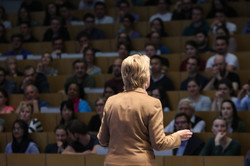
[213,54,226,71]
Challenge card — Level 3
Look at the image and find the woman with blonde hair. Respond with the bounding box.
[98,54,192,165]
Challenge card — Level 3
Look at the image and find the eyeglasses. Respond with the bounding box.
[175,121,187,125]
[13,127,23,131]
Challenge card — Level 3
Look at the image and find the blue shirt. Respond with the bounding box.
[5,142,40,153]
[5,49,31,59]
[176,140,188,156]
[235,95,250,111]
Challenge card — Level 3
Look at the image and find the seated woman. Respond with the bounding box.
[212,79,237,111]
[220,99,246,133]
[59,100,76,126]
[146,18,168,37]
[181,78,211,111]
[88,97,106,132]
[5,119,40,153]
[18,103,43,133]
[65,82,91,112]
[200,116,241,156]
[151,87,170,111]
[5,57,23,77]
[103,84,118,99]
[0,88,15,114]
[45,124,68,153]
[83,47,102,75]
[180,40,206,71]
[36,53,58,76]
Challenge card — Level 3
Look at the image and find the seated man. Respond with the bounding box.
[51,37,65,55]
[63,119,100,154]
[19,66,50,93]
[0,67,16,94]
[195,30,214,53]
[5,34,31,59]
[235,81,250,111]
[173,113,204,156]
[164,98,206,133]
[19,21,38,43]
[94,2,114,24]
[149,0,172,22]
[172,0,193,20]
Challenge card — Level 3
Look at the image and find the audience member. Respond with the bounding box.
[5,57,23,77]
[81,13,105,40]
[0,6,11,28]
[173,113,204,155]
[147,56,174,91]
[63,119,100,154]
[200,116,241,156]
[180,56,208,90]
[206,0,238,18]
[17,103,43,133]
[19,66,50,93]
[242,20,250,34]
[83,47,102,75]
[164,98,206,133]
[4,34,31,59]
[64,59,95,90]
[5,120,40,153]
[151,87,171,111]
[19,21,38,42]
[117,32,132,45]
[59,100,76,126]
[51,37,65,55]
[94,2,114,24]
[17,6,36,26]
[146,18,168,37]
[182,78,211,111]
[211,79,237,111]
[148,31,171,54]
[116,0,140,23]
[45,124,68,153]
[78,0,103,10]
[180,40,206,71]
[245,150,250,166]
[206,36,239,71]
[105,58,124,93]
[88,97,106,132]
[149,0,172,22]
[195,30,214,53]
[236,81,250,111]
[0,88,14,114]
[204,55,240,90]
[182,6,210,36]
[0,67,17,94]
[117,13,140,39]
[103,84,118,99]
[36,53,58,76]
[220,99,246,132]
[172,0,193,20]
[0,23,8,43]
[43,3,59,26]
[76,32,100,54]
[43,16,70,41]
[20,0,43,12]
[59,3,81,26]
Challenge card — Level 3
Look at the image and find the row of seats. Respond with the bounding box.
[0,131,249,155]
[0,153,246,166]
[1,111,249,133]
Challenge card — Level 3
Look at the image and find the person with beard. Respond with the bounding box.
[5,119,40,153]
[204,55,241,91]
[45,124,69,153]
[63,119,100,154]
[195,30,214,53]
[172,0,193,20]
[205,36,239,72]
[105,58,124,93]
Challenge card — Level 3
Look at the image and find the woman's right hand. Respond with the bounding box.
[215,132,226,146]
[176,129,193,141]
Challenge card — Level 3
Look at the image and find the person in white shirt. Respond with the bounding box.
[149,0,172,22]
[94,2,114,24]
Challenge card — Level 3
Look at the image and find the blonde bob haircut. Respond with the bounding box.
[121,54,150,91]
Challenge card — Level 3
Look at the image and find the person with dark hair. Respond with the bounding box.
[19,21,38,42]
[148,31,171,54]
[200,116,241,156]
[0,23,8,43]
[151,87,171,111]
[117,13,140,39]
[65,82,91,112]
[5,120,40,153]
[17,6,36,26]
[4,34,32,59]
[180,56,208,90]
[63,119,100,154]
[146,18,168,37]
[116,32,132,49]
[59,3,80,26]
[83,47,102,75]
[0,6,11,28]
[195,30,214,53]
[116,0,140,23]
[43,16,70,41]
[45,124,68,153]
[182,6,210,36]
[147,55,174,92]
[59,100,76,126]
[0,67,17,94]
[0,88,14,114]
[64,59,95,90]
[172,0,193,20]
[180,40,206,71]
[149,0,172,22]
[88,97,106,132]
[80,13,105,40]
[117,41,132,60]
[181,78,211,111]
[43,3,59,26]
[236,81,250,111]
[76,32,100,54]
[20,0,43,12]
[94,1,114,24]
[78,0,102,10]
[173,113,204,156]
[51,37,65,55]
[215,26,237,52]
[103,84,118,99]
[220,99,246,132]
